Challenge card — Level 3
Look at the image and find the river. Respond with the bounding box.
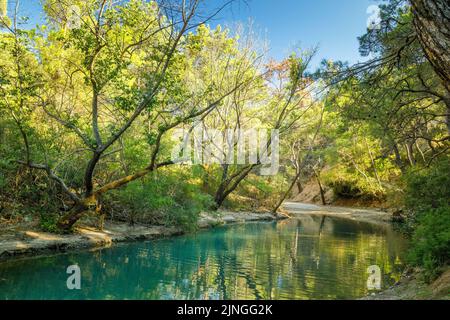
[0,215,407,299]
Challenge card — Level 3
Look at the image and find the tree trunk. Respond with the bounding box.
[213,164,255,209]
[415,140,427,163]
[443,95,450,134]
[405,142,416,166]
[57,204,89,232]
[214,193,226,210]
[313,169,326,206]
[365,139,382,189]
[84,152,101,197]
[410,0,450,93]
[272,169,302,213]
[296,180,303,194]
[392,143,405,173]
[213,164,229,208]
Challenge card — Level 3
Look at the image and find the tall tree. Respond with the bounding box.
[211,50,317,209]
[1,0,255,231]
[410,0,450,93]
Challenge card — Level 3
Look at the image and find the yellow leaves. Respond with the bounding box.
[83,195,97,207]
[0,0,7,17]
[187,178,203,186]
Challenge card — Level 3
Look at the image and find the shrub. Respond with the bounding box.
[404,157,450,212]
[404,157,450,281]
[39,213,60,233]
[223,173,289,211]
[323,167,385,200]
[107,169,214,231]
[407,206,450,282]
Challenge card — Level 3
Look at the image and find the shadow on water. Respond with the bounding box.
[0,215,408,300]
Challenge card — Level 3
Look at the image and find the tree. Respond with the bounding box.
[209,50,318,209]
[410,0,450,93]
[1,0,255,231]
[313,0,449,210]
[272,101,325,212]
[325,0,450,134]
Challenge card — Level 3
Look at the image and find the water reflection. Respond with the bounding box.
[0,216,408,300]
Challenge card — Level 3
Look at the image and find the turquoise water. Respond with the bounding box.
[0,216,407,300]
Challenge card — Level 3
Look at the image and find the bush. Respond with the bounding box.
[323,168,385,200]
[107,169,214,231]
[39,213,60,233]
[404,157,450,212]
[407,206,450,282]
[223,173,289,211]
[404,157,450,281]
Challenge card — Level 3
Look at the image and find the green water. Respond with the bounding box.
[0,216,407,300]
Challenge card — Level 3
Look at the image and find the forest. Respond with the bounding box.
[0,0,448,289]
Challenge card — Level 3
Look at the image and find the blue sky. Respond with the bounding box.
[208,0,378,69]
[12,0,379,70]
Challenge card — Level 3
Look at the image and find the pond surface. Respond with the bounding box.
[0,216,407,300]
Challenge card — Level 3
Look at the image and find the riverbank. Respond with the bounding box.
[0,211,280,261]
[282,201,393,225]
[283,201,448,300]
[2,204,443,300]
[0,202,397,262]
[361,268,450,300]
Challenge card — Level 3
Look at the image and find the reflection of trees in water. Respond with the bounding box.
[0,217,408,299]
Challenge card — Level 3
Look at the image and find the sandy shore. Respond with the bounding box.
[283,201,393,225]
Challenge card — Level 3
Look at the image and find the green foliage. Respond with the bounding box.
[0,5,448,298]
[0,0,265,231]
[319,122,390,201]
[108,170,214,231]
[224,173,289,211]
[323,167,385,200]
[316,0,449,282]
[39,213,60,233]
[402,157,450,280]
[404,157,450,212]
[407,206,450,282]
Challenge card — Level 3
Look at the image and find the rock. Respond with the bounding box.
[391,209,405,222]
